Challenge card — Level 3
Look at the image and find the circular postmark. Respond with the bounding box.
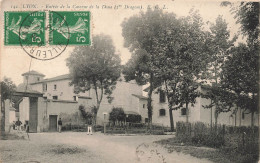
[19,11,70,60]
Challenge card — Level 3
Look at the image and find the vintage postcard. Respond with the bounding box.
[0,0,259,163]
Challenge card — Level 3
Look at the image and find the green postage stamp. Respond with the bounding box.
[4,11,91,46]
[4,11,46,46]
[49,11,91,45]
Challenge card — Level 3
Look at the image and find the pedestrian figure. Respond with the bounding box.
[58,118,62,133]
[15,119,22,130]
[26,123,30,140]
[12,121,15,130]
[87,118,92,135]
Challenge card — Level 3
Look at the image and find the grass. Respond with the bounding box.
[155,137,259,163]
[0,132,25,140]
[49,144,86,154]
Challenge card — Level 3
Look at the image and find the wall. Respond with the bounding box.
[31,79,91,101]
[138,98,148,123]
[19,97,29,124]
[37,97,92,132]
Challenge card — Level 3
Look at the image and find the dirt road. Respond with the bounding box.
[0,132,213,163]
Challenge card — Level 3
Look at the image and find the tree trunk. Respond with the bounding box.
[1,101,5,135]
[147,73,154,130]
[239,107,241,126]
[235,111,237,127]
[214,106,218,131]
[169,109,174,131]
[210,100,213,131]
[186,102,189,123]
[251,111,254,127]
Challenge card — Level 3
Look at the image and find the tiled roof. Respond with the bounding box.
[16,83,42,93]
[22,70,45,77]
[31,74,71,84]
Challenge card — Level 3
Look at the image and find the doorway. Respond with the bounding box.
[49,115,58,132]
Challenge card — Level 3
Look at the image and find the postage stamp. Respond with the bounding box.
[4,11,45,46]
[20,11,69,60]
[49,11,91,45]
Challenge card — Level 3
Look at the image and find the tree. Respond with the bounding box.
[153,10,208,130]
[221,2,259,126]
[222,43,258,126]
[122,9,171,129]
[66,34,121,127]
[109,107,125,125]
[78,105,93,124]
[0,77,16,134]
[201,16,236,128]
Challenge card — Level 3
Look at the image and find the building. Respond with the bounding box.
[17,70,148,132]
[146,86,259,128]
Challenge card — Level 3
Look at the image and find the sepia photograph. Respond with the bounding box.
[0,0,259,162]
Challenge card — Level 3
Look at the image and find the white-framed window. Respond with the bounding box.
[54,84,57,90]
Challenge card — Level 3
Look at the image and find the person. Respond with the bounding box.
[58,118,62,133]
[87,118,92,135]
[15,119,22,130]
[26,123,30,140]
[12,121,16,130]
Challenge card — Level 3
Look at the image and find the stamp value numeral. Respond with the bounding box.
[4,11,45,46]
[49,11,91,45]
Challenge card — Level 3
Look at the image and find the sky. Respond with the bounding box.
[1,0,242,85]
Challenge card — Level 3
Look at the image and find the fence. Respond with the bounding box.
[176,121,259,153]
[103,122,166,134]
[61,122,166,134]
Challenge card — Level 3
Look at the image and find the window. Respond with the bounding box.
[181,108,187,116]
[42,83,47,92]
[242,112,245,120]
[73,96,77,101]
[54,84,57,90]
[159,90,166,103]
[53,96,58,100]
[145,118,148,123]
[37,77,40,81]
[43,96,47,100]
[143,104,145,108]
[159,109,166,116]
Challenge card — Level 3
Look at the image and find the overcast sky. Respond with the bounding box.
[1,0,242,85]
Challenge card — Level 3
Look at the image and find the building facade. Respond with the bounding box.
[17,70,148,132]
[149,86,259,128]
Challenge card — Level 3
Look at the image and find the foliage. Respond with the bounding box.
[78,105,93,123]
[0,77,16,133]
[122,9,170,126]
[221,43,258,115]
[109,107,125,123]
[126,114,142,123]
[0,77,16,101]
[66,34,121,126]
[152,9,208,126]
[220,2,259,126]
[201,15,237,126]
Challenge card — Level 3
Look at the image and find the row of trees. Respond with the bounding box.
[121,3,258,130]
[65,2,258,130]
